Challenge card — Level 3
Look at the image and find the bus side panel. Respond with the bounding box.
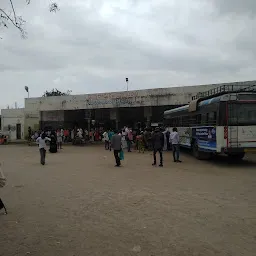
[216,126,225,153]
[213,126,256,153]
[170,127,191,148]
[229,126,256,149]
[192,126,217,152]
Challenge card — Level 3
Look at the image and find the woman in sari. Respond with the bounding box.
[49,131,57,153]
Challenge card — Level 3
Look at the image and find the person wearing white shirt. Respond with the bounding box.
[169,127,181,162]
[36,132,51,165]
[77,129,83,138]
[103,131,109,150]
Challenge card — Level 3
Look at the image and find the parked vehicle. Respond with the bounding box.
[164,84,256,160]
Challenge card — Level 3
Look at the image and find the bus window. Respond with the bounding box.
[177,117,181,126]
[171,118,175,127]
[201,113,208,125]
[181,116,189,126]
[190,115,196,126]
[172,118,178,127]
[219,103,226,125]
[208,112,217,125]
[229,103,256,125]
[196,114,201,125]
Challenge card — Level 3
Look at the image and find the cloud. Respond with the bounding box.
[211,0,256,17]
[0,0,256,110]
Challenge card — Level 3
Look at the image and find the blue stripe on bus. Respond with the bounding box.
[164,96,221,116]
[198,97,221,107]
[198,147,216,152]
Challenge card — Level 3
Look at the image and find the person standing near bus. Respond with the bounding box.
[170,127,181,162]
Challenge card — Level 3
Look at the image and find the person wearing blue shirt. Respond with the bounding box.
[108,129,115,151]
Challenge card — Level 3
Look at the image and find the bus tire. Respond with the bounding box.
[192,141,211,160]
[228,152,245,160]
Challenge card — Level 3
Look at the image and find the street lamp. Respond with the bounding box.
[125,78,129,91]
[24,86,29,98]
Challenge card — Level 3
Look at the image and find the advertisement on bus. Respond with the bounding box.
[192,126,216,150]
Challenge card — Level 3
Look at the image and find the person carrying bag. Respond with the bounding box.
[119,149,124,161]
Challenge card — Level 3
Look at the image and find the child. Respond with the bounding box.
[137,132,145,153]
[36,132,51,165]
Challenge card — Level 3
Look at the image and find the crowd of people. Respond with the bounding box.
[102,126,181,167]
[29,126,113,165]
[31,125,181,166]
[28,127,106,145]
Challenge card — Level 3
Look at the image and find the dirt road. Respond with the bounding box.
[0,145,255,256]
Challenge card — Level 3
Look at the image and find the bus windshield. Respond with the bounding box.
[229,103,256,125]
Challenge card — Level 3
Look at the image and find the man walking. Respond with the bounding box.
[111,130,122,167]
[126,128,133,152]
[152,127,164,167]
[170,127,181,162]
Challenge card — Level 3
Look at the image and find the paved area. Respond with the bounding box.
[0,145,255,256]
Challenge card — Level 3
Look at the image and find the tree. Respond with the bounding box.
[43,89,71,97]
[0,0,59,38]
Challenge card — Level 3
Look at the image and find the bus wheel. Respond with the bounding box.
[228,152,245,160]
[192,141,211,160]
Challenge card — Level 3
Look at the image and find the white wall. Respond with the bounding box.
[1,108,25,140]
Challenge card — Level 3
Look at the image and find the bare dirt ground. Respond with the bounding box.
[0,144,255,256]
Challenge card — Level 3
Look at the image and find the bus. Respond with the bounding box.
[164,84,256,160]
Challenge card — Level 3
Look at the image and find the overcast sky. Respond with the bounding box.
[0,0,255,110]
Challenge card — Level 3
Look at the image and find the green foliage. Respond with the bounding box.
[43,89,71,97]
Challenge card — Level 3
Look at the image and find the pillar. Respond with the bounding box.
[110,108,119,131]
[144,106,152,128]
[85,109,91,131]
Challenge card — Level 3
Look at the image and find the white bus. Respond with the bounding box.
[164,85,256,160]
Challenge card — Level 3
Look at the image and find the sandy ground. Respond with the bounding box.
[0,144,255,256]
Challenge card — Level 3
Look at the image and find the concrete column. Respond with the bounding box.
[87,119,91,132]
[115,119,119,131]
[144,106,152,128]
[85,110,91,131]
[110,108,119,131]
[146,116,151,128]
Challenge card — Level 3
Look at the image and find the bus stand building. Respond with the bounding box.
[1,80,255,141]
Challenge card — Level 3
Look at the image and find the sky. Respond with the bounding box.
[0,0,256,110]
